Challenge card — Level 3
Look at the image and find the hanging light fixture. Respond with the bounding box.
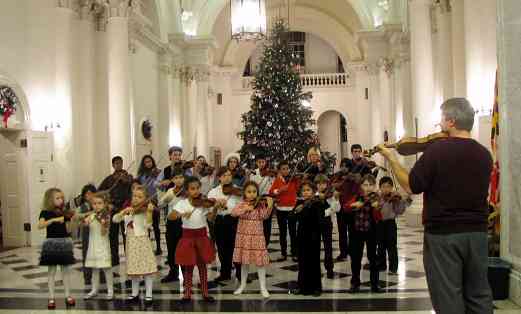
[230,0,267,41]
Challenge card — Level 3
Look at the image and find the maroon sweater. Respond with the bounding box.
[409,137,492,234]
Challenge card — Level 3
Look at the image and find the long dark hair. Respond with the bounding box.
[137,155,157,177]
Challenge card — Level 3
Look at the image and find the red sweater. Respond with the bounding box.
[269,176,299,208]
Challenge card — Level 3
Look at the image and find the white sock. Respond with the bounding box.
[131,277,140,297]
[61,265,72,298]
[234,265,248,295]
[258,267,269,298]
[104,268,114,296]
[145,275,153,298]
[48,266,57,300]
[90,268,100,294]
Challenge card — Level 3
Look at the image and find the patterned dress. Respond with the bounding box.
[232,201,272,267]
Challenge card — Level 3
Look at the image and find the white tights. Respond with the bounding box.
[234,265,269,297]
[90,268,114,296]
[131,275,154,298]
[48,265,71,299]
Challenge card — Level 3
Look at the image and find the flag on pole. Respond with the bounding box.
[489,70,500,235]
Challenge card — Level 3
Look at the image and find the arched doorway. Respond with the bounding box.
[317,110,348,169]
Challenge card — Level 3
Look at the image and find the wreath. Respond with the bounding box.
[0,86,19,128]
[141,119,153,141]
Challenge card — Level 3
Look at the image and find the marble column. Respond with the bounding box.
[54,1,77,197]
[76,1,96,184]
[497,0,521,305]
[158,52,174,155]
[434,1,454,101]
[367,65,383,149]
[451,0,467,97]
[194,67,211,158]
[409,0,436,136]
[106,0,133,163]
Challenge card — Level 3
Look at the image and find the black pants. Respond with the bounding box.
[336,212,349,257]
[319,218,334,273]
[151,209,161,252]
[109,212,125,267]
[215,215,241,279]
[165,219,183,276]
[350,230,379,288]
[276,210,297,257]
[263,209,274,247]
[81,226,92,284]
[376,219,398,272]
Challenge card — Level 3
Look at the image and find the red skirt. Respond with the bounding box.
[175,228,216,266]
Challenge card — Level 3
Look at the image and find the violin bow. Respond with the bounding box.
[102,160,136,194]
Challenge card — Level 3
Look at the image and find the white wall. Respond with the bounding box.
[130,40,160,166]
[246,33,340,75]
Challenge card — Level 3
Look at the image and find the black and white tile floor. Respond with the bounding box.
[0,216,518,313]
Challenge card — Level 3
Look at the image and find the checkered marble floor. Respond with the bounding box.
[0,215,518,313]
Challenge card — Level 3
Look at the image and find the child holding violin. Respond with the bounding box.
[314,175,341,279]
[224,153,247,187]
[82,192,114,300]
[347,174,383,294]
[38,188,76,309]
[269,160,299,262]
[376,177,412,274]
[158,167,186,283]
[232,181,274,298]
[293,181,327,296]
[171,176,216,303]
[208,167,242,283]
[249,154,276,246]
[112,185,157,304]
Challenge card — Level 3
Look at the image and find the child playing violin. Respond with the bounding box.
[171,176,216,303]
[112,185,157,305]
[249,154,276,246]
[314,175,341,279]
[376,177,412,274]
[83,192,113,300]
[37,188,76,309]
[347,174,383,294]
[158,167,186,283]
[293,181,327,296]
[232,181,274,298]
[208,167,242,283]
[269,160,299,262]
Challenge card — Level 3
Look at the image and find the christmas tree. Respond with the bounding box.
[238,19,317,167]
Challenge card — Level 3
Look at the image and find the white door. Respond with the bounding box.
[0,131,25,247]
[26,131,55,246]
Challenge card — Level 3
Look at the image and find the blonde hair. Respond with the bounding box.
[41,188,63,212]
[307,147,321,161]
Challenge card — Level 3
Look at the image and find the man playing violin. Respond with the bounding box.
[376,98,493,314]
[98,156,133,268]
[249,154,276,246]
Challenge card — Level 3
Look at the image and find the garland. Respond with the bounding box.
[0,86,18,128]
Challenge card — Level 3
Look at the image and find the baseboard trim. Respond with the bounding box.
[509,267,521,306]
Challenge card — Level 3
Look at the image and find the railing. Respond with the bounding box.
[240,72,352,90]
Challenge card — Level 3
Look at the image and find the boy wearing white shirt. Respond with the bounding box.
[315,174,341,279]
[208,167,242,282]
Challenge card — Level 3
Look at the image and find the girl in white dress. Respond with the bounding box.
[83,192,114,300]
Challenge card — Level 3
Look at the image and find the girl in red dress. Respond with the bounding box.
[232,181,274,298]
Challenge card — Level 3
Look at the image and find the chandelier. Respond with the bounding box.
[230,0,267,41]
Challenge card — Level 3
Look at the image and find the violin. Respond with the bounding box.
[260,168,278,177]
[200,163,215,177]
[363,192,380,205]
[222,184,242,197]
[94,209,112,228]
[173,160,195,170]
[364,132,449,157]
[248,196,270,209]
[382,192,402,203]
[189,195,217,208]
[366,160,388,172]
